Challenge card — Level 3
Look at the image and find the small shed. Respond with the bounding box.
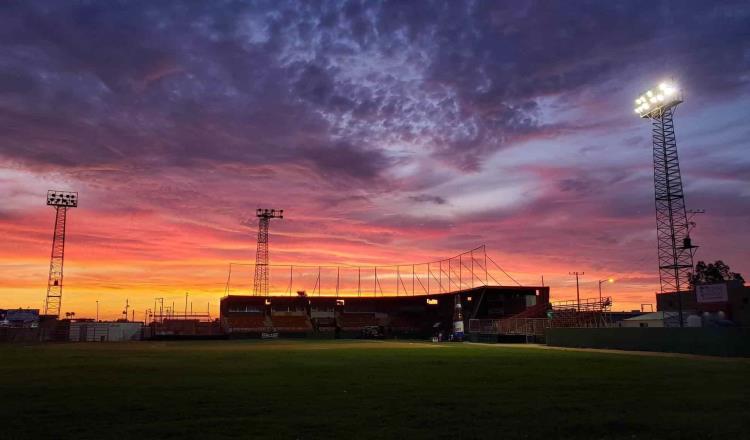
[618,312,681,328]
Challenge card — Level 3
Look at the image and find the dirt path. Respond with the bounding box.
[465,341,750,362]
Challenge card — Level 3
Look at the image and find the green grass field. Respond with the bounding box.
[1,340,748,439]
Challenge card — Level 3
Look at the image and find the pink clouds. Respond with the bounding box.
[1,2,749,319]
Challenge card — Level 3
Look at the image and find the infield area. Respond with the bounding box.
[1,340,748,439]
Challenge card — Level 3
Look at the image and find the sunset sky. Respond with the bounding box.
[1,1,748,320]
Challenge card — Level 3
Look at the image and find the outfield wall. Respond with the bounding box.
[545,327,750,357]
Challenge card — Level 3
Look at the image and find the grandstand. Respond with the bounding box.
[220,285,549,339]
[468,296,613,341]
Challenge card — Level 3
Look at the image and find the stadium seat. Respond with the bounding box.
[226,316,268,332]
[338,313,378,330]
[270,315,312,332]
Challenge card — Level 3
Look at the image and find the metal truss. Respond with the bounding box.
[649,106,695,296]
[44,206,68,316]
[252,209,283,296]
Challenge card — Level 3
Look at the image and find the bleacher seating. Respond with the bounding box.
[550,309,603,328]
[270,315,312,332]
[503,302,549,320]
[389,315,423,331]
[313,317,336,332]
[338,313,378,330]
[226,316,268,332]
[490,302,551,336]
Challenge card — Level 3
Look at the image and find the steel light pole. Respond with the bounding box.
[634,81,695,327]
[598,278,614,303]
[253,208,284,296]
[44,190,78,317]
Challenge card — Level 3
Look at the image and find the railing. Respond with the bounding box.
[224,245,524,297]
[468,296,615,336]
[551,297,612,312]
[468,318,550,336]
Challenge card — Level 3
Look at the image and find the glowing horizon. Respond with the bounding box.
[1,2,749,320]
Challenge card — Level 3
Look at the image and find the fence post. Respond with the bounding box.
[471,249,474,288]
[448,258,453,292]
[428,262,431,294]
[397,266,400,296]
[484,245,488,285]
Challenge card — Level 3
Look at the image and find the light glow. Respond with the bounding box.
[633,80,681,117]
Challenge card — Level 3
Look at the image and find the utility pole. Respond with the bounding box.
[569,272,584,311]
[96,300,99,322]
[156,298,164,324]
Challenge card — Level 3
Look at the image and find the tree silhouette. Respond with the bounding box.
[690,260,745,286]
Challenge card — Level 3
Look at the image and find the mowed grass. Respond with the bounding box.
[1,340,748,439]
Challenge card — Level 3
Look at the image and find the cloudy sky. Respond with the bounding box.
[1,0,748,319]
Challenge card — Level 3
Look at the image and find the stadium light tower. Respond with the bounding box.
[44,190,78,317]
[634,81,697,326]
[253,208,283,296]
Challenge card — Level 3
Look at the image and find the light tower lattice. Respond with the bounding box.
[634,82,697,325]
[44,190,78,317]
[253,208,283,296]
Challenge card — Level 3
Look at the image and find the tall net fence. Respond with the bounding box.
[224,245,521,297]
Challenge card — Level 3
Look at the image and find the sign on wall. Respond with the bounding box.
[696,284,728,303]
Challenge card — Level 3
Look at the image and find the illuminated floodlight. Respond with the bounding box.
[46,190,78,207]
[634,81,682,118]
[256,208,283,219]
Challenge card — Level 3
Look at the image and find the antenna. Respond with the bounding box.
[43,190,78,317]
[252,208,284,296]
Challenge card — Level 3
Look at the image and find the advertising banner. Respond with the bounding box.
[696,284,728,303]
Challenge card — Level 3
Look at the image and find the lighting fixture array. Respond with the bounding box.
[634,82,680,117]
